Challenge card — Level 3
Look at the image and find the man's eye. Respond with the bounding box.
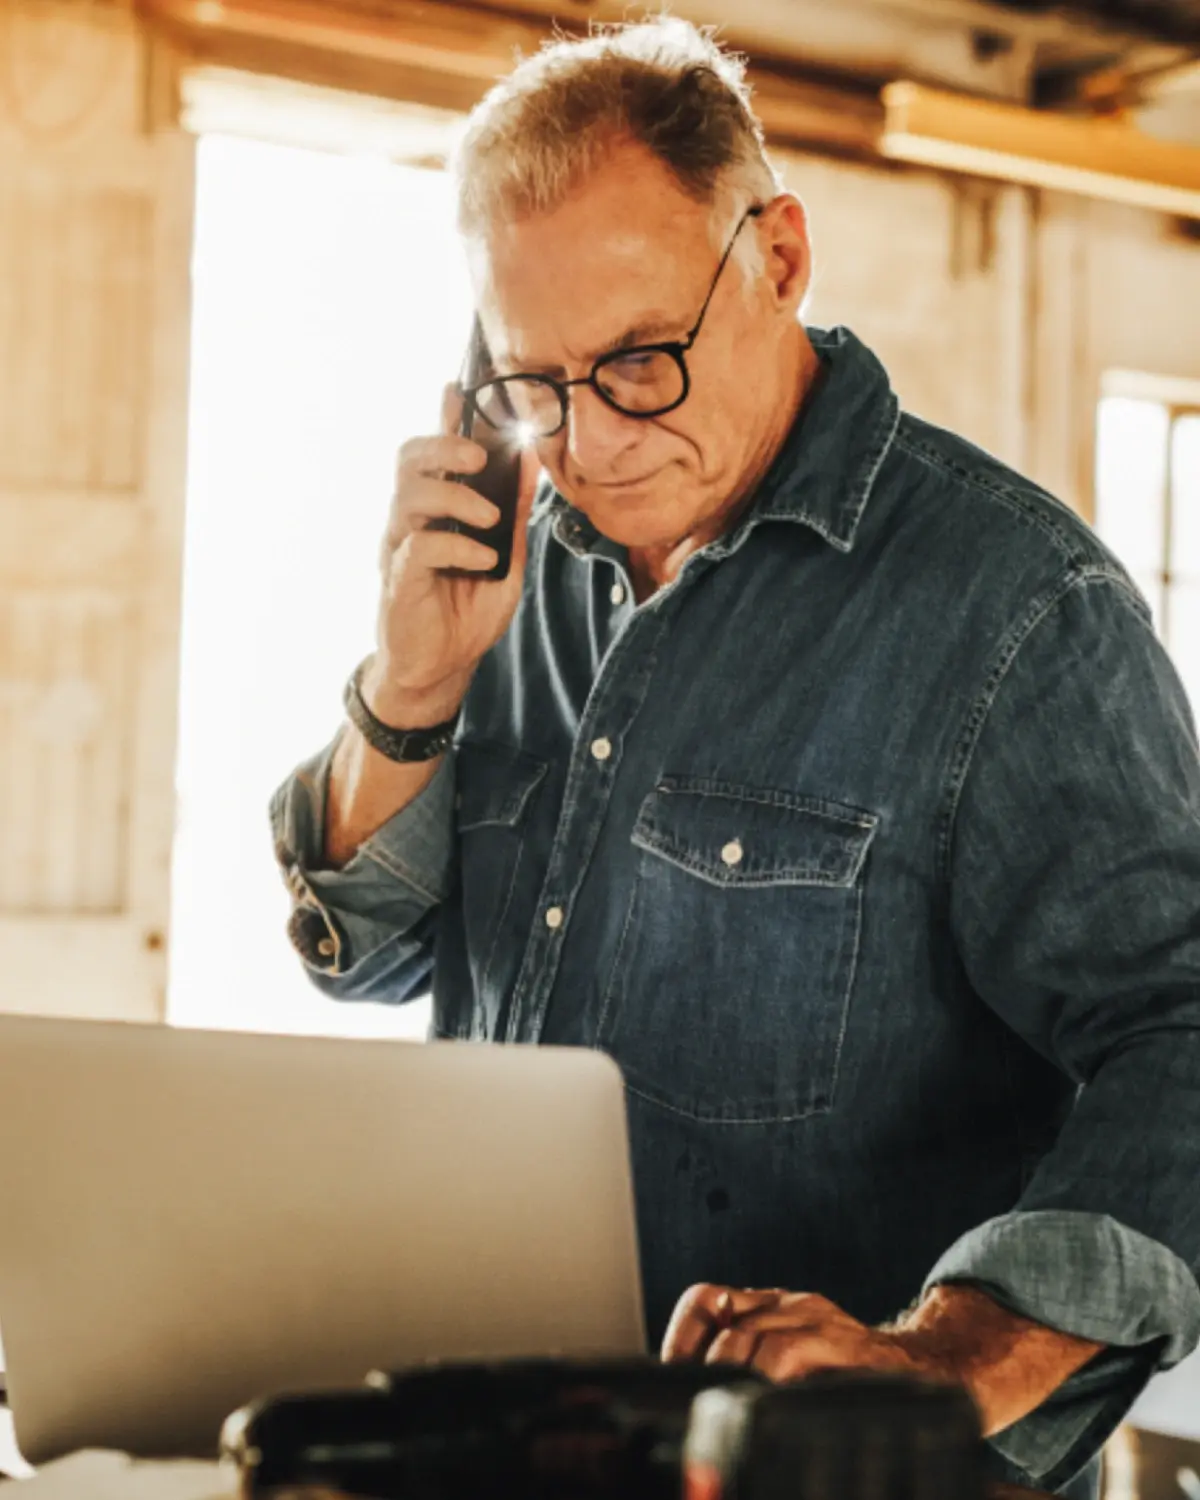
[611,352,656,371]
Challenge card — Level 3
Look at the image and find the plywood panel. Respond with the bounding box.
[783,151,1022,460]
[0,916,161,1020]
[0,0,144,150]
[0,178,154,492]
[0,0,192,1016]
[0,495,144,589]
[0,590,135,914]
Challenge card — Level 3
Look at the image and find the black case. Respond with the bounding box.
[427,316,523,582]
[221,1357,760,1500]
[684,1373,986,1500]
[221,1360,991,1500]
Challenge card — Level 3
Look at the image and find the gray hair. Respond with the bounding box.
[453,17,781,281]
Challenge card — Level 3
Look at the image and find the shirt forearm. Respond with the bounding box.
[270,738,456,993]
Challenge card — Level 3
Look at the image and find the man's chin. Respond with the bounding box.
[569,479,688,549]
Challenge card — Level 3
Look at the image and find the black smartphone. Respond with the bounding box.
[430,315,523,581]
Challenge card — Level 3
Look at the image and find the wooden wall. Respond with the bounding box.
[0,0,194,1018]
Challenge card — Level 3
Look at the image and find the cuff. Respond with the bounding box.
[923,1210,1200,1489]
[269,734,456,977]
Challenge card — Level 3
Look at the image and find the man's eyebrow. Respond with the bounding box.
[495,316,682,377]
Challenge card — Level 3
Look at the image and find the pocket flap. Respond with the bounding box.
[633,777,877,888]
[455,740,549,831]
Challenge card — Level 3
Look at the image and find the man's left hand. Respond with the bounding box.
[661,1282,1104,1436]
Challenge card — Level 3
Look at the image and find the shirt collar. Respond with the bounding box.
[539,325,900,560]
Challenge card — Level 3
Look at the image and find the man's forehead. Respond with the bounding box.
[467,211,711,370]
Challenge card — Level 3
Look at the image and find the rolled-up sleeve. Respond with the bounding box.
[941,568,1200,1487]
[924,1210,1200,1486]
[269,731,456,1002]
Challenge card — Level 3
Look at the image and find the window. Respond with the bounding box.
[1094,382,1200,716]
[168,130,473,1039]
[1096,377,1200,1440]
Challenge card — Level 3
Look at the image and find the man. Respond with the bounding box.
[271,18,1200,1493]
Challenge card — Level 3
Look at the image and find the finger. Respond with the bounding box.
[382,478,501,565]
[701,1303,846,1344]
[705,1323,765,1368]
[403,528,499,576]
[722,1288,791,1318]
[705,1322,842,1373]
[661,1285,725,1364]
[661,1285,781,1363]
[396,433,487,485]
[748,1330,856,1383]
[411,481,502,533]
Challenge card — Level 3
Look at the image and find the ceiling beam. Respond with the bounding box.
[138,0,885,158]
[883,79,1200,217]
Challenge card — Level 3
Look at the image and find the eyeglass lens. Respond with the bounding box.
[472,347,687,440]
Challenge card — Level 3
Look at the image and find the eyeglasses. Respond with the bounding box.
[464,204,765,442]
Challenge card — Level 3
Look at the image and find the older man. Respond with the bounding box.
[271,18,1200,1493]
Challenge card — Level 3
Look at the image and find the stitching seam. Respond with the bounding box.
[895,428,1086,562]
[361,841,447,906]
[937,566,1142,890]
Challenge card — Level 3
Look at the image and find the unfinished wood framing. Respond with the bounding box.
[137,0,887,161]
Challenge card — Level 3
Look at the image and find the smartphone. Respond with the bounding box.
[431,315,523,581]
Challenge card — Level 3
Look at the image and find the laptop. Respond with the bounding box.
[0,1016,645,1465]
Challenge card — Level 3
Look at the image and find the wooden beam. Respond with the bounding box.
[141,0,547,84]
[137,0,885,158]
[882,80,1200,218]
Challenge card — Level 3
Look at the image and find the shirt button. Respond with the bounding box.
[610,583,626,606]
[317,937,336,957]
[590,737,613,762]
[721,839,744,867]
[545,905,565,930]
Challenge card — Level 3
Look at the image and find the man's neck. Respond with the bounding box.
[625,329,821,601]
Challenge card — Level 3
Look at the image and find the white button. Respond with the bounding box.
[545,905,565,930]
[610,583,626,606]
[721,839,744,867]
[591,737,613,762]
[317,937,336,957]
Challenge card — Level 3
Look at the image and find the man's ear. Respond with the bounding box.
[762,195,811,316]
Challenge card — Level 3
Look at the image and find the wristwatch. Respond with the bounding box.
[343,657,460,762]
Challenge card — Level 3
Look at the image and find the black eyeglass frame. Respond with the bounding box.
[464,204,766,439]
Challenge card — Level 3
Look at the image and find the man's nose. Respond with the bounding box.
[564,383,641,473]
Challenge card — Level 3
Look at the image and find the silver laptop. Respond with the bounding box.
[0,1016,645,1465]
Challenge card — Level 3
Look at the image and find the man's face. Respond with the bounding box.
[470,141,808,553]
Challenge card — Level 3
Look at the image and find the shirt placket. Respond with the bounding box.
[502,577,686,1044]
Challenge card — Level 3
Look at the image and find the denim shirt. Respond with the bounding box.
[273,327,1200,1491]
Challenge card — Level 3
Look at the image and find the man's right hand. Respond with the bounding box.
[321,390,539,870]
[365,385,541,729]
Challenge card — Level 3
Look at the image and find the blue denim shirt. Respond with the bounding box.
[273,327,1200,1491]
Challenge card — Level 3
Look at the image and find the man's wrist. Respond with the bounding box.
[361,656,470,730]
[887,1284,1104,1436]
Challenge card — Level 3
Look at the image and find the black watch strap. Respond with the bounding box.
[343,658,459,762]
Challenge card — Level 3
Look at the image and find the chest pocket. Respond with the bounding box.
[597,777,877,1124]
[440,739,549,1040]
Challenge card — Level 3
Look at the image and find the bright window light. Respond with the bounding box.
[1096,390,1200,1436]
[168,133,474,1038]
[1094,393,1200,718]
